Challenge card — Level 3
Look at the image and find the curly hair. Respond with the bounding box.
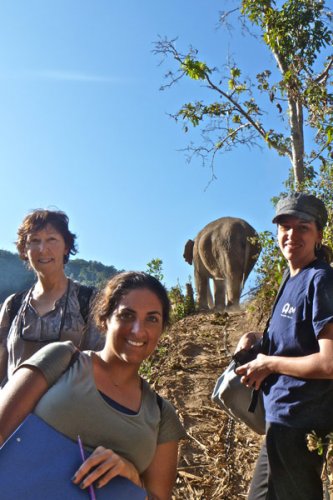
[16,209,78,264]
[94,271,170,333]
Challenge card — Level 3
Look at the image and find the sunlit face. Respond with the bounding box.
[25,223,68,275]
[277,216,322,269]
[106,288,164,365]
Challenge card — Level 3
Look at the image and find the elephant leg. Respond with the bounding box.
[207,281,214,309]
[225,275,242,310]
[213,279,225,312]
[194,267,210,311]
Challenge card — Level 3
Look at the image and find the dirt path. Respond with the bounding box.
[150,309,265,499]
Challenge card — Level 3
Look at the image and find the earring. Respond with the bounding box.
[315,242,322,251]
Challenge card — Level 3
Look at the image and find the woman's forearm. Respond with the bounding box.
[237,345,333,390]
[268,350,333,379]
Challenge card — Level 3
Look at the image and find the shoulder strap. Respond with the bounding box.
[7,289,29,326]
[66,349,81,370]
[77,285,95,323]
[271,268,290,314]
[156,392,164,413]
[261,268,290,354]
[53,348,81,384]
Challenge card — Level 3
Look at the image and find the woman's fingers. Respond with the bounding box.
[235,363,249,377]
[73,446,142,490]
[236,358,268,389]
[73,446,119,488]
[94,464,122,488]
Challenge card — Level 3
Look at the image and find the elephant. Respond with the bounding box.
[183,217,261,311]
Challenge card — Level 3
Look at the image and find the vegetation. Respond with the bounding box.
[0,249,121,302]
[146,259,196,323]
[65,259,120,288]
[307,430,333,492]
[248,231,287,320]
[168,282,196,322]
[146,258,164,282]
[0,250,35,303]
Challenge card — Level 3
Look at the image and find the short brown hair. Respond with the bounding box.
[16,209,78,264]
[94,271,170,332]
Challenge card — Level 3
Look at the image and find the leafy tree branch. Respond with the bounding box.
[154,0,333,189]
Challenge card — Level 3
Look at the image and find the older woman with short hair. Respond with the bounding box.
[0,209,103,386]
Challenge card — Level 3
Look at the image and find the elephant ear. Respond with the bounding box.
[183,239,195,265]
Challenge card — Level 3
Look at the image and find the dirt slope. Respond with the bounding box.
[151,309,265,499]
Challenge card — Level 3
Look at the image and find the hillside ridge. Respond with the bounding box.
[0,249,121,302]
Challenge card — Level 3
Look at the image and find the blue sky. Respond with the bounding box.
[0,0,291,291]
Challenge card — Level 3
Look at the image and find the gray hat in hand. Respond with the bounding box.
[272,192,328,228]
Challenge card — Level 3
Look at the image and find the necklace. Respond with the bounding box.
[110,375,141,389]
[93,353,142,389]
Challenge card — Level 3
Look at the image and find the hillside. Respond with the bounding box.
[150,309,266,499]
[0,249,121,302]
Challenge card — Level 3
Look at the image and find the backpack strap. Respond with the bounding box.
[76,285,95,323]
[7,284,94,330]
[7,289,30,327]
[66,349,81,370]
[54,349,81,383]
[156,392,164,413]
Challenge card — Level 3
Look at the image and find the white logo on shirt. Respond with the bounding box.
[281,302,296,318]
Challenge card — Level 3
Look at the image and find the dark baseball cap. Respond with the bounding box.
[272,192,328,228]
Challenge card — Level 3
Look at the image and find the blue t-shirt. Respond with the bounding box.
[264,260,333,428]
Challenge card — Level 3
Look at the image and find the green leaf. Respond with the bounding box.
[181,56,211,80]
[230,67,241,78]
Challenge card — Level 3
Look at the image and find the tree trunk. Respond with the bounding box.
[289,98,305,188]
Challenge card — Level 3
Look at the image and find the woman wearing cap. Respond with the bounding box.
[235,193,333,499]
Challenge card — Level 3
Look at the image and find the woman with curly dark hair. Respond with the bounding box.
[0,271,186,498]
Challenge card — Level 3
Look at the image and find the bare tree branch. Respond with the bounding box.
[314,55,333,84]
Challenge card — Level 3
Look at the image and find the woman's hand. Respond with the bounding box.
[235,353,272,390]
[72,446,142,490]
[234,331,260,354]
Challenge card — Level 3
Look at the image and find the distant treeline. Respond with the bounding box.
[0,249,122,302]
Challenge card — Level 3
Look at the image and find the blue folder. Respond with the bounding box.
[0,414,146,499]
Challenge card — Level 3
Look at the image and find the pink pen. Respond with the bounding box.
[77,435,97,500]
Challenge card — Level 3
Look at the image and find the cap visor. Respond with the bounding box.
[272,210,315,224]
